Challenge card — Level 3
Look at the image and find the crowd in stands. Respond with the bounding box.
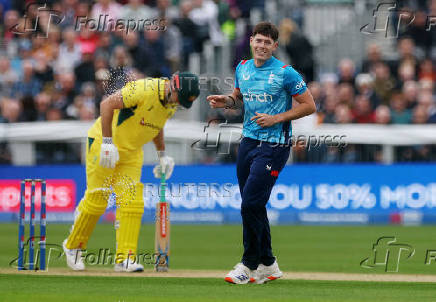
[0,0,435,164]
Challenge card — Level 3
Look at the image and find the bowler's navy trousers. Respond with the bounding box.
[237,137,290,270]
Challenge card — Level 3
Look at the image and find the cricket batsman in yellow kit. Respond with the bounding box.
[62,72,200,272]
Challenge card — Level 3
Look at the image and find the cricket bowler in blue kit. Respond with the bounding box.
[207,22,316,284]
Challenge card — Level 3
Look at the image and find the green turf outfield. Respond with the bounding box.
[1,223,436,274]
[2,224,436,301]
[1,274,436,302]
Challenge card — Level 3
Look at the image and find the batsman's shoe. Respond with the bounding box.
[224,263,253,284]
[62,239,85,271]
[114,259,144,272]
[250,260,283,284]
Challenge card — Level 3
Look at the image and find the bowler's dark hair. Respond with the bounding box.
[252,22,279,41]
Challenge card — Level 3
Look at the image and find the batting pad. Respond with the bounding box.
[66,190,108,249]
[115,183,145,263]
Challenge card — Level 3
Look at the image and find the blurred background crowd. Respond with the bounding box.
[0,0,435,164]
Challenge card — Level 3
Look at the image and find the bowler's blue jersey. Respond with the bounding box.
[235,56,307,144]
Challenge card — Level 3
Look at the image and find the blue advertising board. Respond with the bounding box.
[1,164,435,224]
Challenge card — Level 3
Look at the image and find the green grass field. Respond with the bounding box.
[2,223,436,301]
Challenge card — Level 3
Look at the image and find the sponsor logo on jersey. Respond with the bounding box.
[140,118,161,131]
[295,80,306,90]
[243,89,273,103]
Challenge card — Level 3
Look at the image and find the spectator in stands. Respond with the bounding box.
[334,104,352,124]
[91,0,122,29]
[109,45,133,70]
[55,72,77,112]
[393,38,420,78]
[397,61,416,86]
[0,97,21,123]
[418,59,436,82]
[53,0,78,29]
[79,103,96,121]
[390,92,412,124]
[352,95,375,123]
[75,44,96,86]
[121,0,154,23]
[95,32,114,62]
[173,0,199,69]
[3,10,19,45]
[417,92,435,117]
[402,80,419,109]
[375,105,391,125]
[154,0,179,19]
[77,25,100,56]
[0,55,18,97]
[337,83,354,107]
[56,27,82,74]
[66,82,97,119]
[400,10,432,57]
[361,43,383,73]
[355,73,379,109]
[34,92,52,121]
[373,62,395,105]
[189,0,223,52]
[12,60,42,99]
[141,29,170,77]
[279,18,314,82]
[337,58,355,85]
[159,18,182,73]
[319,95,336,124]
[34,52,54,87]
[123,31,145,72]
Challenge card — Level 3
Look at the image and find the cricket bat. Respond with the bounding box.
[155,171,170,272]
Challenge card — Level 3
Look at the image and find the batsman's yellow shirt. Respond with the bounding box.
[88,78,177,152]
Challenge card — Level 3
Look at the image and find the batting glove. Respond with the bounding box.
[99,137,120,169]
[153,151,175,180]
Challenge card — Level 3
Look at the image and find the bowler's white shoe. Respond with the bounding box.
[62,239,85,271]
[114,259,144,272]
[250,260,283,284]
[224,263,254,284]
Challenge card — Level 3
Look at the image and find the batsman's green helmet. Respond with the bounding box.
[172,72,200,109]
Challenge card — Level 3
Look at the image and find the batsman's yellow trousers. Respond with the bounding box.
[66,137,145,263]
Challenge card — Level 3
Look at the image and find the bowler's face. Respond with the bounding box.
[250,34,278,61]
